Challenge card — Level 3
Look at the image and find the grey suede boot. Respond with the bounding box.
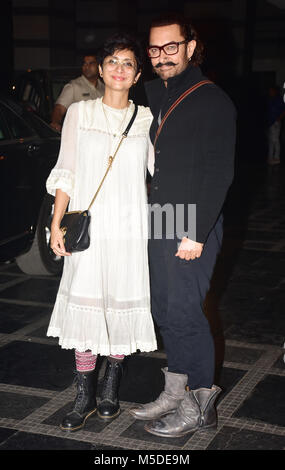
[144,385,221,438]
[129,368,188,421]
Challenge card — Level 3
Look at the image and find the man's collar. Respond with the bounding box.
[81,74,98,89]
[165,64,203,96]
[144,64,204,112]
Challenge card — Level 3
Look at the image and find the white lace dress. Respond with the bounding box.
[46,97,157,356]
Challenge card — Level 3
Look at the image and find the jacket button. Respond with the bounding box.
[155,168,160,172]
[156,149,160,154]
[154,186,158,190]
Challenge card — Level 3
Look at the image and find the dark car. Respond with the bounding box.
[13,67,81,123]
[0,95,63,275]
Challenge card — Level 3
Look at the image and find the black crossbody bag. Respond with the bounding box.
[51,104,138,253]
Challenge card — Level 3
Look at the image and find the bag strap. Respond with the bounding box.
[153,80,212,148]
[88,103,138,210]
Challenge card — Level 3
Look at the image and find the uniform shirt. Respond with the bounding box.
[56,75,105,109]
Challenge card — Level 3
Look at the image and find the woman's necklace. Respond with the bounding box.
[102,100,130,149]
[101,100,130,168]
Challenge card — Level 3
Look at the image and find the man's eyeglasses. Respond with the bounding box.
[147,40,188,58]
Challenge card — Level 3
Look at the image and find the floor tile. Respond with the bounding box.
[0,262,25,274]
[29,324,50,339]
[272,353,285,369]
[0,391,50,419]
[0,274,18,285]
[217,367,246,402]
[0,427,18,445]
[0,279,59,304]
[233,374,285,426]
[224,346,264,365]
[0,302,51,334]
[0,431,117,450]
[225,324,284,346]
[0,341,74,391]
[207,425,285,450]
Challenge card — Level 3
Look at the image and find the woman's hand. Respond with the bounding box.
[50,224,71,257]
[175,237,203,261]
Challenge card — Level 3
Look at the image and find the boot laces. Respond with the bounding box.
[101,363,120,402]
[73,373,87,412]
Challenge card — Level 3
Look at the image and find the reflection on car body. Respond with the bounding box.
[0,95,62,275]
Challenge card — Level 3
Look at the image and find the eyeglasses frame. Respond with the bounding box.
[147,40,189,58]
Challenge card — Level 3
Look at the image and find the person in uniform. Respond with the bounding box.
[50,54,104,131]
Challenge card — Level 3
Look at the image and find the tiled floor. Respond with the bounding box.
[0,163,284,451]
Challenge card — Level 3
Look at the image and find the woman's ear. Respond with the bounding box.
[98,64,103,78]
[134,71,142,85]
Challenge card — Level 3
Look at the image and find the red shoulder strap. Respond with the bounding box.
[153,79,213,148]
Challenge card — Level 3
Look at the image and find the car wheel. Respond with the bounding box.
[16,194,63,276]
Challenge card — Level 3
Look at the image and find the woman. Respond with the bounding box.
[46,33,157,432]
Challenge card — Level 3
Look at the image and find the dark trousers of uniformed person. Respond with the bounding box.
[148,214,223,390]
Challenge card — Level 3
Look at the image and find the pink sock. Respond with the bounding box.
[108,354,125,363]
[75,350,97,372]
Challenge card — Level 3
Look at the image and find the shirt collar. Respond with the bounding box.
[165,64,203,96]
[81,74,97,90]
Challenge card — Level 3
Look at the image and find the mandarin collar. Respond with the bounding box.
[165,64,203,97]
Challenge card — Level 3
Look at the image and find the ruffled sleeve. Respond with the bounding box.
[46,102,79,198]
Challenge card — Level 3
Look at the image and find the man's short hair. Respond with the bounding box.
[150,12,204,66]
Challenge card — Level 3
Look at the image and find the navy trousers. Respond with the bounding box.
[148,215,223,390]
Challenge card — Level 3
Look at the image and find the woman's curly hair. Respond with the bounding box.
[150,12,205,66]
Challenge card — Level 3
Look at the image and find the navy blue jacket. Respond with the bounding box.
[145,64,236,243]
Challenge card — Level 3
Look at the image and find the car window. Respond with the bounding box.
[0,109,10,141]
[52,80,65,102]
[24,110,59,139]
[22,82,42,109]
[2,105,36,139]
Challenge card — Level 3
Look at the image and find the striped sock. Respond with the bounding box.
[108,354,125,362]
[75,350,97,372]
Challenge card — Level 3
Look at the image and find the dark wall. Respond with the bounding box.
[0,0,14,93]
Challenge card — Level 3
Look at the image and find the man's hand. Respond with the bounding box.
[175,237,203,261]
[50,104,67,132]
[50,122,62,132]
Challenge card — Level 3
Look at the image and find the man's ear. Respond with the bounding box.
[187,40,196,60]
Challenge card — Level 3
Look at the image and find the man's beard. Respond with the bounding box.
[153,56,189,79]
[153,61,177,79]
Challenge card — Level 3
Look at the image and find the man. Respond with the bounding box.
[50,54,104,131]
[267,85,285,165]
[129,13,236,437]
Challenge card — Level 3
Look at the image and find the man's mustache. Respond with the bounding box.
[155,61,177,68]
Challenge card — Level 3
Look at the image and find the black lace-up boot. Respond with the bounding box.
[60,370,97,432]
[97,359,124,419]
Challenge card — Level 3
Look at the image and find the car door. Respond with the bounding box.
[0,103,39,243]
